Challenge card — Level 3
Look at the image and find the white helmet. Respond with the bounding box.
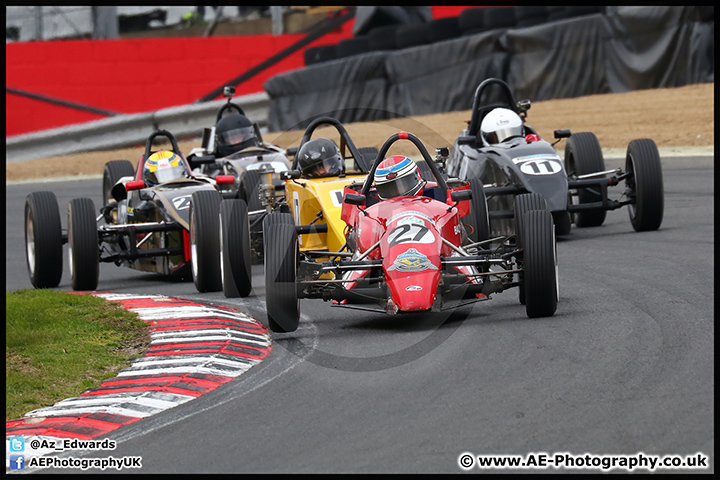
[480,108,524,144]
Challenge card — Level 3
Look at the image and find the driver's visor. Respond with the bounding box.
[218,126,254,146]
[375,171,421,199]
[153,165,188,184]
[305,156,342,178]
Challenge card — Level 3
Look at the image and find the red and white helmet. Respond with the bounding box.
[374,155,424,200]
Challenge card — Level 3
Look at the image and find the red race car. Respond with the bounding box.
[262,131,559,333]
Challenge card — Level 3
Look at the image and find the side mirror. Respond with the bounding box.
[518,99,531,113]
[554,129,572,139]
[280,170,302,180]
[286,146,299,157]
[201,127,216,152]
[344,193,366,206]
[125,180,146,191]
[215,175,235,185]
[457,135,475,146]
[451,189,472,202]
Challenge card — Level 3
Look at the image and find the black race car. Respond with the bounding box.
[25,129,236,293]
[443,77,664,239]
[185,86,293,261]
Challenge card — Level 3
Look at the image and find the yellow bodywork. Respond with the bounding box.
[284,173,366,253]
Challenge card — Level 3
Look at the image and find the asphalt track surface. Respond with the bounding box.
[5,155,714,473]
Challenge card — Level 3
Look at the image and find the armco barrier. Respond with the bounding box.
[6,92,270,163]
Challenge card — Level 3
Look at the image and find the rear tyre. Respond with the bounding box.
[25,191,63,288]
[102,160,135,204]
[264,223,300,333]
[513,193,548,305]
[68,198,99,291]
[463,178,490,243]
[522,210,558,318]
[565,132,606,227]
[190,190,223,292]
[626,139,664,232]
[220,199,252,298]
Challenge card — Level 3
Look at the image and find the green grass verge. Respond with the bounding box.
[5,289,151,421]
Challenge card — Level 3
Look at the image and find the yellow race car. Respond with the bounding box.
[218,117,377,298]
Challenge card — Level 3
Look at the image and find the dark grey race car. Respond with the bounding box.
[443,77,664,240]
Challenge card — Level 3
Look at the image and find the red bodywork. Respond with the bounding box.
[341,182,479,313]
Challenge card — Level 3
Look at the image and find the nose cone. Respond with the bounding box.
[384,248,441,312]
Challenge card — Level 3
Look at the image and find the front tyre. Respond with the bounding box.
[626,139,664,232]
[68,198,99,291]
[522,209,558,318]
[220,199,252,298]
[190,190,223,292]
[264,223,300,332]
[25,191,64,288]
[513,193,548,305]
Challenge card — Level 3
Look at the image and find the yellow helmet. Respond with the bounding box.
[143,151,189,186]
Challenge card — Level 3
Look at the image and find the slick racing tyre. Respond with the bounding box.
[626,139,664,232]
[565,132,606,227]
[190,190,223,292]
[262,211,295,232]
[102,160,135,205]
[463,178,490,244]
[514,193,548,250]
[522,209,558,318]
[264,223,300,333]
[25,191,64,289]
[68,198,99,291]
[240,169,263,212]
[513,193,548,305]
[220,199,252,298]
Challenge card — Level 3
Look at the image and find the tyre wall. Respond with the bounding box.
[264,6,714,131]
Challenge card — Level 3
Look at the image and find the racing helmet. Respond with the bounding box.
[142,150,189,186]
[297,138,344,178]
[374,156,424,200]
[215,114,259,158]
[480,107,524,144]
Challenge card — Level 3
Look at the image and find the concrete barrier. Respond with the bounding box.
[6,92,270,163]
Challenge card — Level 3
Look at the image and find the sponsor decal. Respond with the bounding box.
[405,285,423,291]
[172,194,192,210]
[387,248,438,272]
[398,215,424,226]
[388,210,435,225]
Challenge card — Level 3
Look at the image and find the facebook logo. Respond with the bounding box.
[9,436,25,452]
[10,454,25,470]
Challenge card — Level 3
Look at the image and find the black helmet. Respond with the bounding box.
[297,138,344,178]
[215,114,258,158]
